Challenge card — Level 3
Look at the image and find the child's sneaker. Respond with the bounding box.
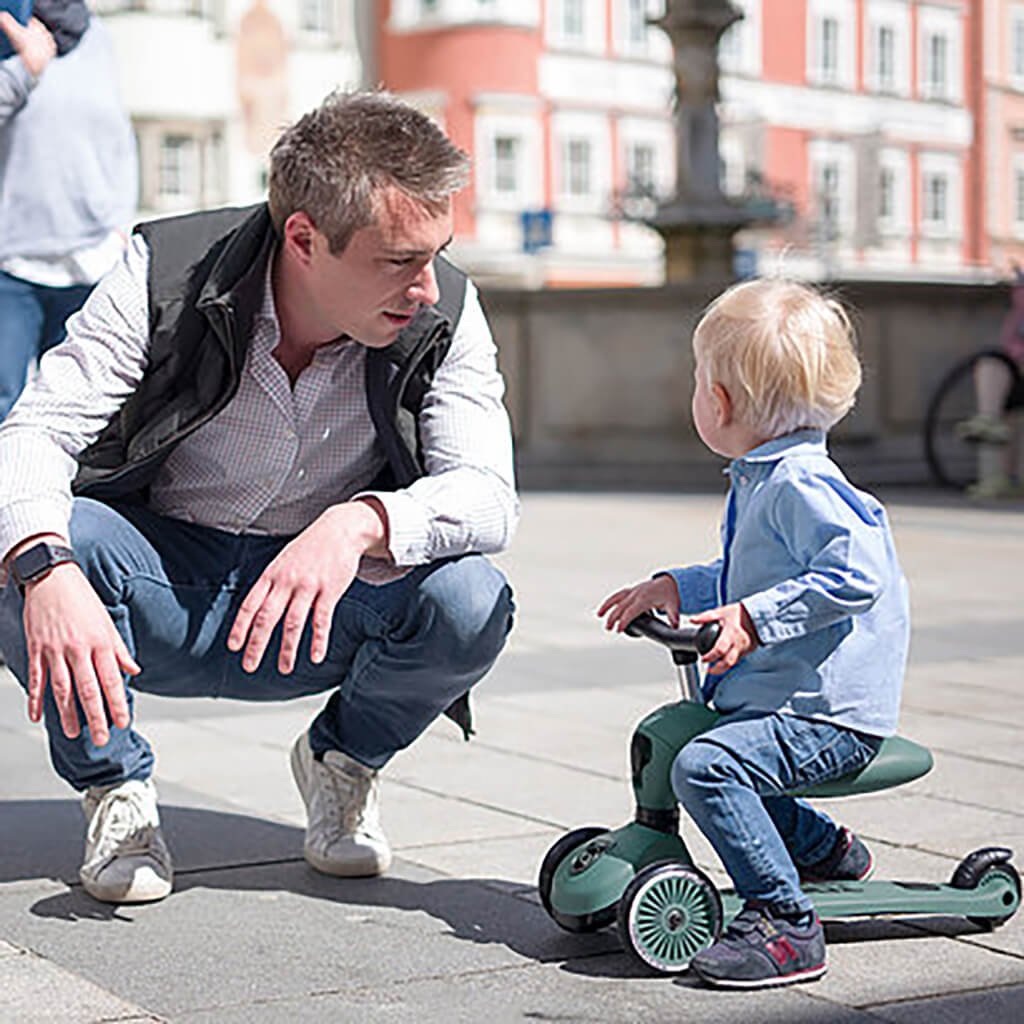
[798,827,874,884]
[690,904,826,989]
[954,414,1010,445]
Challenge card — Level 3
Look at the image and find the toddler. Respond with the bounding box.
[598,279,909,989]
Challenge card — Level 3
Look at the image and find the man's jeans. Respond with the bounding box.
[0,271,94,419]
[0,498,515,791]
[671,712,882,915]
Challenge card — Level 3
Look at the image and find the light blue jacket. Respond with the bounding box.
[0,20,136,262]
[666,430,909,736]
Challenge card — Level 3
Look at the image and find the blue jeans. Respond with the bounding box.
[671,712,882,915]
[0,271,94,419]
[0,498,515,790]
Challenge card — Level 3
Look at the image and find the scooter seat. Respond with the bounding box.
[791,735,934,798]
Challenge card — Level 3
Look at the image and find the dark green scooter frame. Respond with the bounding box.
[539,613,1022,974]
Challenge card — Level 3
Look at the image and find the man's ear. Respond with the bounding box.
[282,211,318,265]
[711,382,733,428]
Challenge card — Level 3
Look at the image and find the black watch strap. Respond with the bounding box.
[10,541,76,589]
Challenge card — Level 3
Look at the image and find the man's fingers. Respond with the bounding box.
[278,591,316,674]
[26,649,45,723]
[240,587,290,673]
[309,594,339,664]
[66,649,110,746]
[94,649,130,732]
[47,658,82,739]
[227,577,272,653]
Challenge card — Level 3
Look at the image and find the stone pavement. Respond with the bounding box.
[0,489,1022,1023]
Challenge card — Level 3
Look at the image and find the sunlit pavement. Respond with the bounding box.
[1,488,1022,1022]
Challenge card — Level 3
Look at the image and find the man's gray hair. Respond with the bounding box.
[268,90,470,253]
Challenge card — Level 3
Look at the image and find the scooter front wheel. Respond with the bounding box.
[617,860,723,974]
[538,826,617,932]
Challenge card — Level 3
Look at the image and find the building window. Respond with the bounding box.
[300,0,331,33]
[563,0,584,40]
[924,32,948,98]
[879,166,894,221]
[421,0,439,15]
[626,0,647,45]
[819,161,840,235]
[565,137,592,196]
[159,134,197,199]
[922,172,948,226]
[627,142,655,194]
[493,136,519,195]
[818,16,840,83]
[1015,168,1024,226]
[874,24,895,91]
[1013,12,1024,84]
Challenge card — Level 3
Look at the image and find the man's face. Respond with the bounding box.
[308,188,454,349]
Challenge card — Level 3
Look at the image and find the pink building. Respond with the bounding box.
[377,1,982,284]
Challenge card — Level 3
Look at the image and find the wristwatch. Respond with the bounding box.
[9,541,76,590]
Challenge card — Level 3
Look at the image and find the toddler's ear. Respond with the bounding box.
[712,383,733,427]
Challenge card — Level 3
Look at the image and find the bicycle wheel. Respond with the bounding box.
[924,349,1022,489]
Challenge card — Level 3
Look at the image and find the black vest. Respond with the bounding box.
[71,204,475,737]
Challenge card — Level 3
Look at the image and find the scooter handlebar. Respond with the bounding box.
[623,611,721,656]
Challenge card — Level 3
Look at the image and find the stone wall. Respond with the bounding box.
[481,278,1010,490]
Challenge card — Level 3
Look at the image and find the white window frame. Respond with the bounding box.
[918,5,962,102]
[552,111,611,214]
[389,0,538,30]
[474,109,542,211]
[718,0,762,77]
[1012,154,1024,238]
[617,116,674,207]
[877,147,910,235]
[918,151,962,239]
[1011,4,1024,90]
[546,0,605,53]
[613,0,661,57]
[807,0,855,88]
[158,133,198,202]
[809,138,856,238]
[865,1,910,95]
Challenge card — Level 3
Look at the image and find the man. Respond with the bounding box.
[0,90,518,904]
[0,1,137,418]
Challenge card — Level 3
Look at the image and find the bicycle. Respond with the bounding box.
[923,347,1024,494]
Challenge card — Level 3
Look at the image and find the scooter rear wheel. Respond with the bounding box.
[617,860,723,974]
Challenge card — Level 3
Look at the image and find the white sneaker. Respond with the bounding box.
[290,732,392,877]
[79,779,173,903]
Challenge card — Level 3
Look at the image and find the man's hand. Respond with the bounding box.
[691,602,760,674]
[22,563,139,745]
[0,15,56,78]
[227,499,389,674]
[597,574,680,632]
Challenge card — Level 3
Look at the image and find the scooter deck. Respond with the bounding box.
[721,877,1021,923]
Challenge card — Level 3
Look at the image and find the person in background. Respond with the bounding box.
[0,0,137,419]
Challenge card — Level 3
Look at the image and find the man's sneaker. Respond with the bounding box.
[690,904,826,989]
[290,731,392,877]
[955,414,1011,445]
[799,827,874,884]
[80,779,173,903]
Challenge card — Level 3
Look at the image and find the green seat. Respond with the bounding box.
[792,736,933,799]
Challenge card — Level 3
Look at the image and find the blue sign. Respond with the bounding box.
[733,248,758,281]
[521,209,553,254]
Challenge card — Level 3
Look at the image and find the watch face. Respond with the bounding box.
[15,544,53,582]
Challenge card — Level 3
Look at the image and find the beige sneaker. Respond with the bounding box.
[290,732,392,877]
[80,779,173,903]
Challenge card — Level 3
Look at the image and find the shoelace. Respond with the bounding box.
[87,788,158,861]
[316,761,374,835]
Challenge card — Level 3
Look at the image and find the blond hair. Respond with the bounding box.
[268,90,470,254]
[693,278,861,437]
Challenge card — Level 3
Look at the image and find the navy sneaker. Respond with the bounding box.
[690,904,826,989]
[799,827,874,884]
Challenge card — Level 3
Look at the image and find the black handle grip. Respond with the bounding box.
[624,611,721,656]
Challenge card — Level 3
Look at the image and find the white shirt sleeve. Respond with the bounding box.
[363,281,520,564]
[0,234,152,560]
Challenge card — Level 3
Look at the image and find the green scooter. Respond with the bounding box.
[538,612,1021,974]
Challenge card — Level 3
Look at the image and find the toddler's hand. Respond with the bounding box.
[691,602,760,674]
[597,575,680,632]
